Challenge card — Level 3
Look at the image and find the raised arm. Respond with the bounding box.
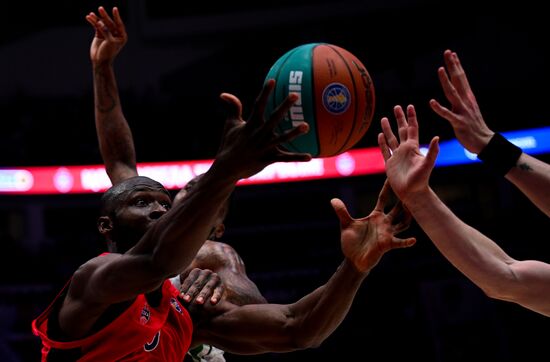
[191,182,416,354]
[430,49,550,217]
[379,104,550,317]
[86,7,138,184]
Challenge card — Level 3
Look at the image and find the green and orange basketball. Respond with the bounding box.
[265,43,375,158]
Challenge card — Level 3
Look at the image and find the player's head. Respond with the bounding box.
[174,173,229,241]
[98,176,171,252]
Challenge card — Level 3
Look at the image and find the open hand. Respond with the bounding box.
[331,180,416,272]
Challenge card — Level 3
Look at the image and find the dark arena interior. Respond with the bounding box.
[1,1,549,361]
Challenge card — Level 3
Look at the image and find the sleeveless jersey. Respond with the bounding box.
[32,278,193,361]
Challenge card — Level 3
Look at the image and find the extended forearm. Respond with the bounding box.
[288,259,366,348]
[194,259,367,355]
[144,168,238,276]
[505,153,550,217]
[93,62,137,183]
[405,188,517,296]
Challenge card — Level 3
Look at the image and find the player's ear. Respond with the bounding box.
[97,216,113,235]
[213,223,225,240]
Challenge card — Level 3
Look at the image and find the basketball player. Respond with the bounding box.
[85,6,267,361]
[378,50,550,317]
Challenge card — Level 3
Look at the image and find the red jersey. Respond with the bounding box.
[32,279,193,361]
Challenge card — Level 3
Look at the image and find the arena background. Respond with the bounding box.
[1,1,549,361]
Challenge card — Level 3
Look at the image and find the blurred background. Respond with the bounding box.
[1,1,549,361]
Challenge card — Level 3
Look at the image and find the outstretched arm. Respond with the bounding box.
[191,182,415,354]
[430,49,550,217]
[379,104,550,317]
[86,7,138,184]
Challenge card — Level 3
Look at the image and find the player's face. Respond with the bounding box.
[112,189,172,239]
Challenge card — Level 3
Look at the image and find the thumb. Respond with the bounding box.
[425,136,440,168]
[390,237,417,250]
[331,198,352,226]
[220,93,243,122]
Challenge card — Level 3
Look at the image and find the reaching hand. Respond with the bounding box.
[429,50,494,154]
[331,180,416,272]
[85,6,128,66]
[179,268,225,305]
[378,105,439,204]
[213,79,312,181]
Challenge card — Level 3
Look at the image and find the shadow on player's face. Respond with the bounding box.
[100,177,172,251]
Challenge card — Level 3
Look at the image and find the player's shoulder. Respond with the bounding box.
[71,252,121,287]
[78,252,119,270]
[204,240,236,252]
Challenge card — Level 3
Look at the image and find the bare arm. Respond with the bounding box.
[86,7,138,184]
[379,104,550,317]
[505,153,550,217]
[192,181,416,354]
[405,189,550,316]
[193,260,366,354]
[430,49,550,217]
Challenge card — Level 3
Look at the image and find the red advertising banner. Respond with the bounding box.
[0,148,385,195]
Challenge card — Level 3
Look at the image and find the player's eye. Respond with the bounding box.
[134,199,148,207]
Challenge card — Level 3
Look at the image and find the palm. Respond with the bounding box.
[379,105,439,204]
[331,183,415,273]
[385,140,431,201]
[340,211,395,271]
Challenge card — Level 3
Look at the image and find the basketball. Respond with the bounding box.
[264,43,375,158]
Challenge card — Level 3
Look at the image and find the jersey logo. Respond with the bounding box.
[170,297,183,314]
[140,304,151,325]
[144,331,161,352]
